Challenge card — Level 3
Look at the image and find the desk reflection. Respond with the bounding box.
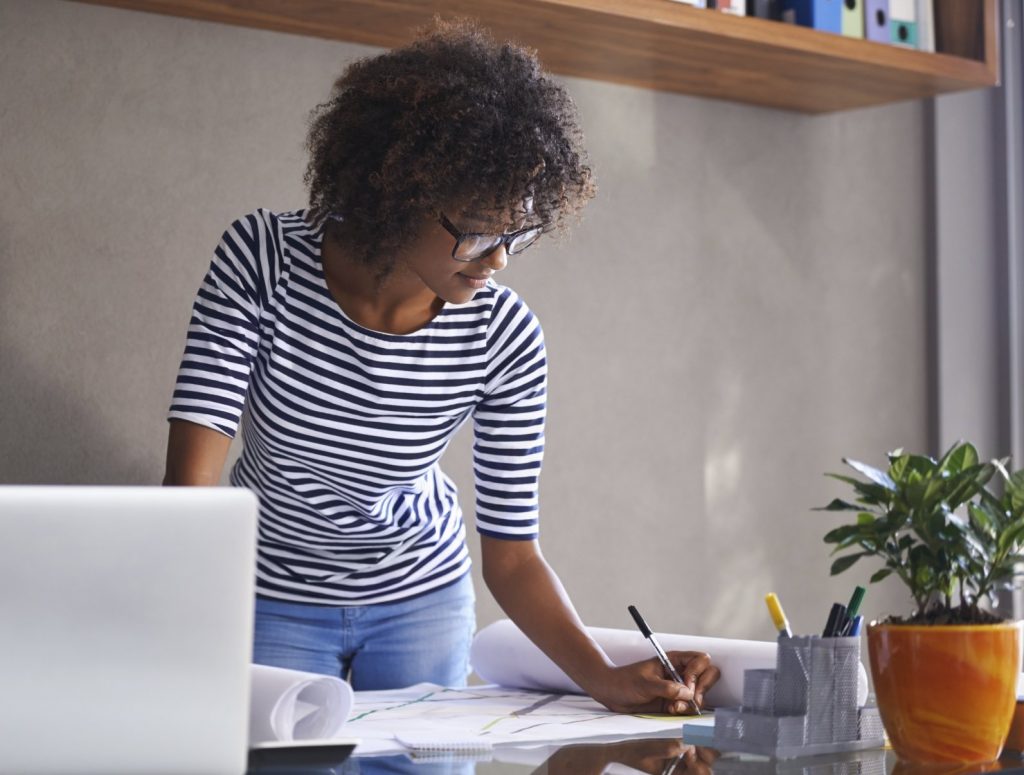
[249,738,1024,775]
[336,740,711,775]
[534,738,716,775]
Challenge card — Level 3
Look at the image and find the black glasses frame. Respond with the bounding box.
[439,214,544,262]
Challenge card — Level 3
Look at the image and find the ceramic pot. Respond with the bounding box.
[867,622,1020,764]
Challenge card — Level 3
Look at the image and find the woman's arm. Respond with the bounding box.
[480,536,720,714]
[163,419,232,486]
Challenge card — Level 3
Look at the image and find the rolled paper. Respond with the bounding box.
[249,664,354,745]
[470,619,869,708]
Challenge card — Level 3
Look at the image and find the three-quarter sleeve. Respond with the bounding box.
[473,291,547,539]
[168,211,275,438]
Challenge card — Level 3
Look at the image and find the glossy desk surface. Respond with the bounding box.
[247,737,1024,775]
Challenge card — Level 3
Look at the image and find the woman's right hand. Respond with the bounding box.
[585,651,720,715]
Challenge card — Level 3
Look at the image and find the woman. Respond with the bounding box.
[164,20,718,714]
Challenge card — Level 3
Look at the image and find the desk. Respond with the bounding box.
[246,738,1024,775]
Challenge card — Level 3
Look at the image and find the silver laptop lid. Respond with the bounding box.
[0,486,258,775]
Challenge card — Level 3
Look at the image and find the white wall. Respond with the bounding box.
[0,0,930,641]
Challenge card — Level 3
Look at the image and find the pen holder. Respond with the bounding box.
[712,635,884,759]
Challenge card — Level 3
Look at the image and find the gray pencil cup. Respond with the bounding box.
[712,634,884,759]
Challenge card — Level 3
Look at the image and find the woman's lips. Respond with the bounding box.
[459,274,490,289]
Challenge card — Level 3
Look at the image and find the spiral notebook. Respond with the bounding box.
[395,732,493,758]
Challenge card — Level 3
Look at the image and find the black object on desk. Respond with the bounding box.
[247,741,356,774]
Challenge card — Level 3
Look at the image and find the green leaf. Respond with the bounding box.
[912,561,936,592]
[815,498,869,512]
[998,521,1024,554]
[888,454,909,481]
[823,525,859,544]
[938,442,978,476]
[978,486,1008,515]
[959,527,987,557]
[945,481,982,511]
[989,566,1018,581]
[968,503,996,538]
[843,459,897,490]
[834,535,869,551]
[1007,471,1024,516]
[909,543,936,565]
[927,509,950,537]
[824,474,893,506]
[830,553,866,576]
[921,477,947,509]
[869,568,893,583]
[904,455,939,478]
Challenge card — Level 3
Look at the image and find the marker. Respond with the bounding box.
[764,593,792,638]
[627,604,701,716]
[823,602,846,637]
[847,615,864,637]
[840,586,866,636]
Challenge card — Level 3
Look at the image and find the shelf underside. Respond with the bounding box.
[75,0,999,113]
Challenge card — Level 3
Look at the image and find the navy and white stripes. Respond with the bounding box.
[169,209,546,605]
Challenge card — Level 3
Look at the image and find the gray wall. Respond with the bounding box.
[933,87,1008,460]
[931,0,1024,618]
[1,0,931,643]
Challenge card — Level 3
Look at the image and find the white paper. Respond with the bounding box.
[249,664,354,745]
[470,619,870,708]
[347,683,690,756]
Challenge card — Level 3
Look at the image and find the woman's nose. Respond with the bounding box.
[480,245,508,272]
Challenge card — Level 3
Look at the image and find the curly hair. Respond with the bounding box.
[304,18,596,275]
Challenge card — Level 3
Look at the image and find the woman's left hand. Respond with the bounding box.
[585,650,720,715]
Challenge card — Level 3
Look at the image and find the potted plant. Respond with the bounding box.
[819,441,1024,764]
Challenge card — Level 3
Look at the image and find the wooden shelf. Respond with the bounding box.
[75,0,999,113]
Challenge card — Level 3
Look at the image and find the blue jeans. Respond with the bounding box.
[252,574,476,689]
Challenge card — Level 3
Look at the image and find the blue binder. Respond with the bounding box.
[864,0,889,43]
[783,0,842,33]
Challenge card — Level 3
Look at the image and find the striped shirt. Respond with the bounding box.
[168,209,546,605]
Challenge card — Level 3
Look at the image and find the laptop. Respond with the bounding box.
[0,486,258,775]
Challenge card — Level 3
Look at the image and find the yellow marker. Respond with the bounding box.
[765,593,792,638]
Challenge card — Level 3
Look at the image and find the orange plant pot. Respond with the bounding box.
[867,622,1020,764]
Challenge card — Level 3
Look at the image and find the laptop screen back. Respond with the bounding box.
[0,486,257,775]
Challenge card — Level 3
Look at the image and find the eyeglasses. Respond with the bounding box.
[439,214,544,262]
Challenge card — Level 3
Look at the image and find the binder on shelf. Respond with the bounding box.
[864,0,889,43]
[889,0,918,47]
[916,0,935,52]
[747,0,783,18]
[716,0,748,15]
[842,0,865,38]
[782,0,842,34]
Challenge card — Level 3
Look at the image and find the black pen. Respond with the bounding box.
[627,605,701,716]
[823,602,846,637]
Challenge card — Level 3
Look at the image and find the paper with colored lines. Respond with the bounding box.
[346,684,696,756]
